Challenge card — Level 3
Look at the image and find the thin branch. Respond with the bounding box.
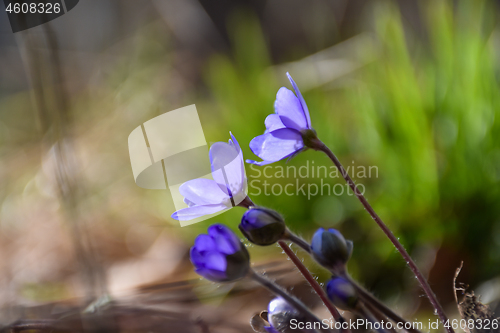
[277,240,348,332]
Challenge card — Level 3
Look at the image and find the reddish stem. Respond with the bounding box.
[278,240,348,332]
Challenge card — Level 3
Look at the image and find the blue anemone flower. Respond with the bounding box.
[190,224,250,282]
[247,73,313,166]
[172,132,247,221]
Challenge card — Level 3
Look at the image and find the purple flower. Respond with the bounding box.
[190,224,250,282]
[326,277,358,310]
[247,73,314,166]
[171,132,247,221]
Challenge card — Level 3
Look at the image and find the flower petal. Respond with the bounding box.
[274,87,307,131]
[210,137,246,198]
[230,132,248,199]
[310,228,325,254]
[248,128,304,165]
[245,158,276,166]
[287,72,311,129]
[194,234,216,253]
[264,114,285,133]
[229,131,240,152]
[179,179,228,206]
[203,251,227,272]
[171,204,228,221]
[184,198,196,207]
[208,224,241,255]
[190,247,205,269]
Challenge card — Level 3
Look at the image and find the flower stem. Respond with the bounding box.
[344,274,421,333]
[249,269,332,333]
[311,140,452,333]
[285,229,312,252]
[363,301,398,333]
[357,303,389,333]
[277,239,347,331]
[237,196,255,209]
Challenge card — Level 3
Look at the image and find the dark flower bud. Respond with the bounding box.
[310,228,351,268]
[190,224,250,282]
[239,207,286,246]
[326,277,358,311]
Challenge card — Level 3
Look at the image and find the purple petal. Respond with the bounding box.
[191,246,228,280]
[184,198,196,207]
[208,224,241,255]
[171,204,228,221]
[287,72,311,129]
[274,87,307,131]
[193,234,216,253]
[209,137,246,198]
[179,179,228,206]
[229,131,240,152]
[264,114,285,133]
[190,247,205,268]
[228,133,248,204]
[248,128,304,165]
[203,251,227,272]
[310,228,325,254]
[245,158,276,166]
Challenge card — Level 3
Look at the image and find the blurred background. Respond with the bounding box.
[1,0,500,331]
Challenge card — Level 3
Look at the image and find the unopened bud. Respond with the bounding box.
[310,228,351,268]
[239,207,286,246]
[326,277,358,311]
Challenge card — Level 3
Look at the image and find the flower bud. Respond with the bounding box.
[239,207,286,246]
[326,277,358,311]
[190,224,250,282]
[310,228,351,268]
[264,298,310,333]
